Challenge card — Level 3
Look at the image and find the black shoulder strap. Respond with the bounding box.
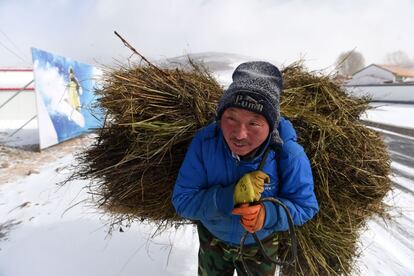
[258,147,270,171]
[274,146,282,187]
[258,146,282,186]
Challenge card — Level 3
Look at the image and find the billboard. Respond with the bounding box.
[31,48,103,149]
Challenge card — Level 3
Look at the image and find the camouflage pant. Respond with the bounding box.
[197,223,279,276]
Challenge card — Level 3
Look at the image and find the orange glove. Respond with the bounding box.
[232,203,266,233]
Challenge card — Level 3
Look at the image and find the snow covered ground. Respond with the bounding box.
[0,138,199,276]
[361,103,414,131]
[1,103,414,276]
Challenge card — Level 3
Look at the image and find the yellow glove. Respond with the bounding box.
[233,171,270,205]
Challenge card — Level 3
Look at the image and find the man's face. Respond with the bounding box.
[220,107,270,156]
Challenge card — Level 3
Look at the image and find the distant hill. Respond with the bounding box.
[156,52,279,86]
[156,52,253,71]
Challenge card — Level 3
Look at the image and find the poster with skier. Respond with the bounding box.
[31,48,103,149]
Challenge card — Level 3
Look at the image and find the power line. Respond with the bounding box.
[0,28,30,61]
[0,39,29,65]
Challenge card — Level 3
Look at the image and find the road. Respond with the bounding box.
[354,125,414,276]
[377,127,414,195]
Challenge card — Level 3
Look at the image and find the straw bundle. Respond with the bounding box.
[72,53,391,275]
[279,64,391,275]
[74,60,222,229]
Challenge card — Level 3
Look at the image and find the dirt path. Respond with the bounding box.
[0,135,93,185]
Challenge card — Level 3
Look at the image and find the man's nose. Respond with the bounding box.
[233,123,248,140]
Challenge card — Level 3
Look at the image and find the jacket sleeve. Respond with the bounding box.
[172,133,234,221]
[263,143,319,231]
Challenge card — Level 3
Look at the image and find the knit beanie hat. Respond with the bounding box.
[216,61,283,146]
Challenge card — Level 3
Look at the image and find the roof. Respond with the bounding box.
[376,64,414,78]
[0,68,33,72]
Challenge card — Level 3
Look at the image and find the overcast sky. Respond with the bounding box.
[0,0,413,70]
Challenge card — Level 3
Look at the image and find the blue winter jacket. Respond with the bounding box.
[172,117,319,245]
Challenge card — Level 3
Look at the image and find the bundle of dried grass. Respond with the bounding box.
[279,65,392,275]
[71,37,391,275]
[74,60,222,229]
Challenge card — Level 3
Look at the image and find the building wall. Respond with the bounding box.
[0,69,34,89]
[345,84,414,103]
[0,91,37,121]
[0,69,37,129]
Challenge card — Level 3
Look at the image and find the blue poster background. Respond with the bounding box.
[32,48,103,147]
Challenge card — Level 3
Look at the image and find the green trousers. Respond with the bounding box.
[197,223,279,276]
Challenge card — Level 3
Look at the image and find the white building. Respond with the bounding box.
[345,84,414,103]
[347,64,414,85]
[0,68,36,127]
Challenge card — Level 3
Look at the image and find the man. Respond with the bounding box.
[172,61,319,275]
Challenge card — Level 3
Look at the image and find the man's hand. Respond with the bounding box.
[232,203,266,233]
[233,170,270,205]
